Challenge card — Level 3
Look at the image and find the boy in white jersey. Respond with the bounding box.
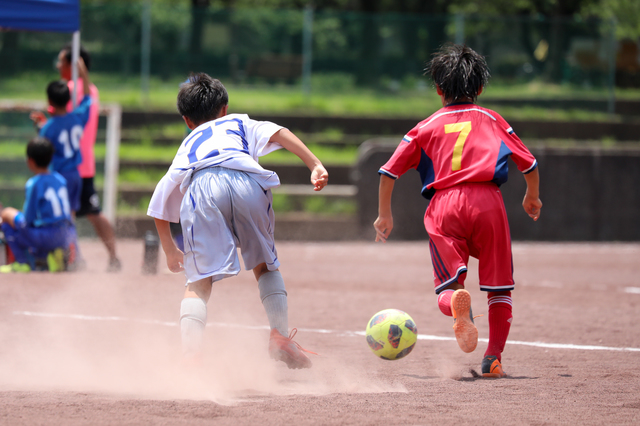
[147,73,328,369]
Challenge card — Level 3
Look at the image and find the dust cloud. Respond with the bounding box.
[0,271,406,404]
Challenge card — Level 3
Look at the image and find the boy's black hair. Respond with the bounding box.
[27,137,54,168]
[427,43,490,103]
[177,73,228,125]
[47,80,71,108]
[61,43,91,71]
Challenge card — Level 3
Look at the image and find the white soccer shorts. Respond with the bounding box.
[180,167,280,284]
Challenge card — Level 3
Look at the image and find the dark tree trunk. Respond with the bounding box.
[189,0,210,71]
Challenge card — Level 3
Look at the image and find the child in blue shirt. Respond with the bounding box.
[0,138,76,273]
[31,58,92,213]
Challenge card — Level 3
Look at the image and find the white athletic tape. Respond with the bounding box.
[13,311,640,353]
[624,287,640,294]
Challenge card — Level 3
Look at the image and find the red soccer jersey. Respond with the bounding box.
[379,103,537,199]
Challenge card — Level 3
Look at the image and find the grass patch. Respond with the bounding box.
[271,193,356,215]
[2,72,635,121]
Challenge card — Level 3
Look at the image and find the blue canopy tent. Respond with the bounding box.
[0,0,82,104]
[0,0,80,33]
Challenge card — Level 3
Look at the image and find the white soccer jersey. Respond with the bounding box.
[147,113,284,222]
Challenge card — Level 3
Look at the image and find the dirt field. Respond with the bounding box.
[0,239,639,425]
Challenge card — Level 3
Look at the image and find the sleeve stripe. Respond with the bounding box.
[378,168,398,179]
[507,127,514,134]
[402,136,412,143]
[523,160,538,174]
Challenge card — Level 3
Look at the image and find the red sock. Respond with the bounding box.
[484,291,513,362]
[437,289,454,316]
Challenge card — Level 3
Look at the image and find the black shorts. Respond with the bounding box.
[76,177,102,217]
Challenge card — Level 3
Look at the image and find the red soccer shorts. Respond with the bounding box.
[424,182,514,294]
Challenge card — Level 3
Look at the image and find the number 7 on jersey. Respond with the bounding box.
[444,121,472,171]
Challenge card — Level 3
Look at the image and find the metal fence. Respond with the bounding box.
[0,5,624,99]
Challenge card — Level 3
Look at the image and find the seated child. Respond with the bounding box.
[0,138,76,273]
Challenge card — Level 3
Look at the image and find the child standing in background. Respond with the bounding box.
[374,44,542,377]
[31,57,92,215]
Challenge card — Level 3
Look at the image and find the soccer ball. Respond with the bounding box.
[365,309,418,360]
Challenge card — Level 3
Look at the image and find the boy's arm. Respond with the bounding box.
[78,57,91,98]
[268,128,328,191]
[29,111,47,131]
[154,218,184,273]
[522,168,542,221]
[373,174,395,242]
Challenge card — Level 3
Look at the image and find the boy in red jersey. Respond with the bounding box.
[374,44,542,378]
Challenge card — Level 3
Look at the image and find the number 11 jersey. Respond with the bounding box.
[379,103,537,200]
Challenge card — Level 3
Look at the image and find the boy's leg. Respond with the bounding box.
[77,178,120,272]
[254,263,312,369]
[1,213,33,271]
[481,291,512,378]
[255,263,288,336]
[485,291,513,361]
[474,205,512,377]
[436,282,478,353]
[180,277,212,360]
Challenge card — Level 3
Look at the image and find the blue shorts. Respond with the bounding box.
[2,213,75,264]
[76,177,102,217]
[59,170,82,213]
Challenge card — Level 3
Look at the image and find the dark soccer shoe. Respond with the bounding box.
[451,289,478,353]
[482,355,507,378]
[268,328,315,369]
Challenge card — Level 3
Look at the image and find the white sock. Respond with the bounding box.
[180,297,207,358]
[258,271,288,336]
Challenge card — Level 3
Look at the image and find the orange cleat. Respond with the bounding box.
[482,355,507,378]
[451,289,478,353]
[268,328,315,369]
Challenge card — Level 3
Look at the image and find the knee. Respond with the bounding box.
[185,278,212,301]
[252,263,272,281]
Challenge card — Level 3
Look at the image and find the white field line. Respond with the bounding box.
[13,310,640,353]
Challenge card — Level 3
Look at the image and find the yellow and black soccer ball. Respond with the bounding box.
[365,309,418,360]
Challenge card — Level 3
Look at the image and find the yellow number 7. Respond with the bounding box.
[444,121,472,171]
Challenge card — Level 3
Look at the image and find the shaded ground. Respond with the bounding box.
[0,240,639,425]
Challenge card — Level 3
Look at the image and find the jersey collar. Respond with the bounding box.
[445,102,475,107]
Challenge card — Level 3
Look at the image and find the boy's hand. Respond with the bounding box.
[373,215,393,242]
[523,194,542,221]
[311,164,328,191]
[30,111,46,129]
[165,246,185,273]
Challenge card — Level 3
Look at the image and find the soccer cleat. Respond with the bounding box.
[451,289,478,353]
[482,355,507,378]
[107,258,122,273]
[0,262,31,273]
[268,328,315,369]
[47,248,66,273]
